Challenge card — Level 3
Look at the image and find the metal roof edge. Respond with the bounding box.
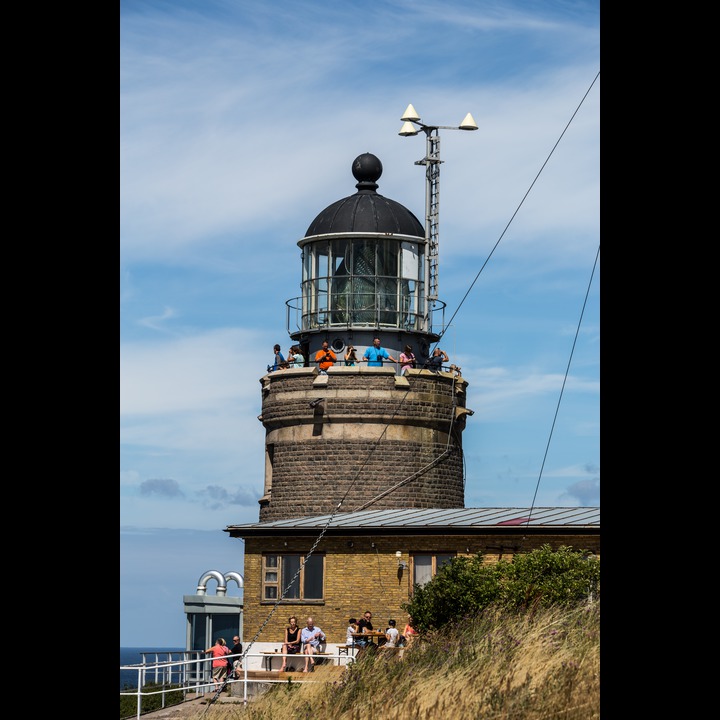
[224,507,600,538]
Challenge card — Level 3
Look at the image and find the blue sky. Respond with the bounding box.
[120,0,600,647]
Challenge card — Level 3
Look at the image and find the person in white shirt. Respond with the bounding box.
[384,619,400,648]
[289,345,305,368]
[346,617,358,646]
[300,616,326,672]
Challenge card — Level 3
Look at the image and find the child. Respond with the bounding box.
[346,617,358,646]
[384,619,400,648]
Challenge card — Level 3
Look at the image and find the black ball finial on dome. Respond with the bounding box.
[304,152,424,237]
[352,153,382,191]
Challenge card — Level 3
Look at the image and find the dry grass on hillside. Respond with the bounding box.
[186,602,599,720]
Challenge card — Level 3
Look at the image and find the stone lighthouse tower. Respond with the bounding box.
[257,153,473,522]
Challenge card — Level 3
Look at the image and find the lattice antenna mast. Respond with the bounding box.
[422,129,441,302]
[399,105,478,330]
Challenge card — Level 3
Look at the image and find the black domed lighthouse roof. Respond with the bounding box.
[305,153,424,238]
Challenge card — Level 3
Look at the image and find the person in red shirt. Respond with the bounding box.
[204,638,230,690]
[403,615,419,646]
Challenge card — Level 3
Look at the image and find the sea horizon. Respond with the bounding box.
[120,646,185,690]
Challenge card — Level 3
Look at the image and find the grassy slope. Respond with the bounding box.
[194,601,599,720]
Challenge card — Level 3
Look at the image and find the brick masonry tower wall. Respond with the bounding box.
[258,366,473,521]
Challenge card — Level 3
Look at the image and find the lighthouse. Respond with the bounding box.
[225,123,598,659]
[257,153,473,522]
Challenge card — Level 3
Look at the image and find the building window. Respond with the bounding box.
[411,553,456,588]
[262,553,325,601]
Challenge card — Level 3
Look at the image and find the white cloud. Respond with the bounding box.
[120,328,259,415]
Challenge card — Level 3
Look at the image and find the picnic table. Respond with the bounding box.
[351,630,387,646]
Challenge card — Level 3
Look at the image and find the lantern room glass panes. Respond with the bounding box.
[301,236,425,331]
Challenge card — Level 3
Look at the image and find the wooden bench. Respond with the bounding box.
[310,651,333,666]
[336,645,358,660]
[261,651,334,671]
[260,652,283,672]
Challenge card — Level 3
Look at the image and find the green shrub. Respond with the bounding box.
[403,544,599,630]
[498,544,600,611]
[120,682,184,718]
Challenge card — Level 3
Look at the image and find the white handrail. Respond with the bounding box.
[120,649,351,719]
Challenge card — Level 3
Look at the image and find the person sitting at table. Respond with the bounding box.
[403,615,419,646]
[346,617,359,646]
[300,616,326,672]
[279,615,301,672]
[355,609,374,647]
[382,619,400,648]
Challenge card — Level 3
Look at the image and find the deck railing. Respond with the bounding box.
[120,648,354,719]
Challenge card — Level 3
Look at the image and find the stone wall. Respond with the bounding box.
[258,366,472,521]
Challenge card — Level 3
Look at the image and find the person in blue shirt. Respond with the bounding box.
[362,337,397,368]
[267,344,286,373]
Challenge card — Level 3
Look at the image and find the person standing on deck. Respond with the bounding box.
[363,338,397,367]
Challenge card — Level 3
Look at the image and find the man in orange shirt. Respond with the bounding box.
[314,341,336,373]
